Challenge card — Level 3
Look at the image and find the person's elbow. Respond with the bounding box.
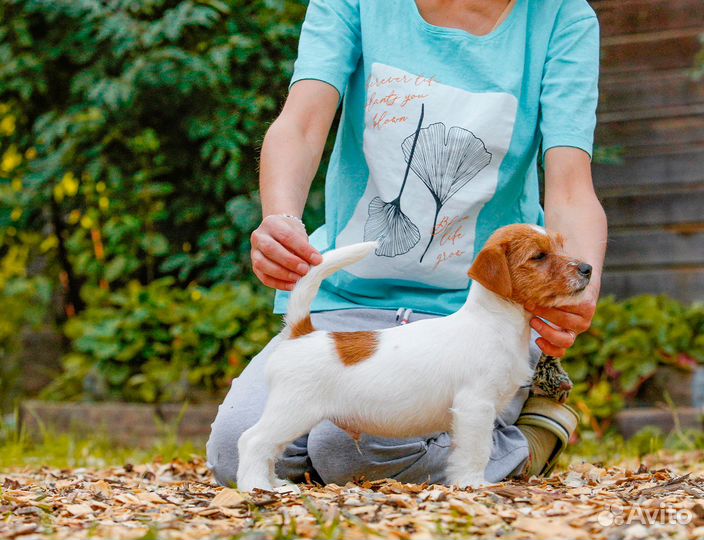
[544,147,601,208]
[275,80,340,149]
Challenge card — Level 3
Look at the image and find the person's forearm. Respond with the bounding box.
[250,81,338,289]
[546,195,606,296]
[259,118,323,219]
[544,152,607,300]
[528,148,607,355]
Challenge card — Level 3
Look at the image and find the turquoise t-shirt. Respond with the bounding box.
[275,0,600,316]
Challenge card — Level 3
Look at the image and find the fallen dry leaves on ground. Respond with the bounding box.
[2,452,704,540]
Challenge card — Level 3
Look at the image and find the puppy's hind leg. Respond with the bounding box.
[445,388,495,489]
[237,392,322,492]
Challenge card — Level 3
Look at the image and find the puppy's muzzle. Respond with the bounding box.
[569,261,592,293]
[577,263,592,279]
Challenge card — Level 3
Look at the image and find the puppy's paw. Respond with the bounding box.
[271,477,300,494]
[449,473,493,489]
[236,475,273,493]
[273,483,301,495]
[271,477,294,488]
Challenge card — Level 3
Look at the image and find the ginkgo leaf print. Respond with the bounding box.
[364,196,421,257]
[363,104,425,257]
[401,123,492,263]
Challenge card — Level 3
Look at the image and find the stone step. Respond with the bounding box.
[615,407,704,439]
[20,400,220,447]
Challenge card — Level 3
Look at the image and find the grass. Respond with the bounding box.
[562,426,704,468]
[1,407,704,472]
[0,409,199,470]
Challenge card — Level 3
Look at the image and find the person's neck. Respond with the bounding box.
[416,0,512,36]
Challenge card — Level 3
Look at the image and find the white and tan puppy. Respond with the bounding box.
[237,224,592,491]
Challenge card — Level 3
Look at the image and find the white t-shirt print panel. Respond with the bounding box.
[337,63,518,289]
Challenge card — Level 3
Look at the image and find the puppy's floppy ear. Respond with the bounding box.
[468,245,512,298]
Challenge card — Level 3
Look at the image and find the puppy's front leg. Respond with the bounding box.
[445,388,495,488]
[237,393,322,492]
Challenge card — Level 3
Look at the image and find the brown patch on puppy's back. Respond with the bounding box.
[332,331,379,366]
[290,316,315,339]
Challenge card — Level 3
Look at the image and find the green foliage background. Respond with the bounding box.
[0,0,322,291]
[42,278,281,403]
[0,0,325,406]
[564,296,704,437]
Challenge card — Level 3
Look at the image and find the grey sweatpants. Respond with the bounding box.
[206,308,540,487]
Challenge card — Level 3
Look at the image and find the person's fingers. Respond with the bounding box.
[530,317,577,349]
[251,251,302,283]
[525,304,590,334]
[250,258,295,291]
[527,301,595,321]
[559,301,596,317]
[270,222,323,265]
[535,337,567,358]
[258,274,295,291]
[255,235,310,274]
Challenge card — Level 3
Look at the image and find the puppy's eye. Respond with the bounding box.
[531,252,547,261]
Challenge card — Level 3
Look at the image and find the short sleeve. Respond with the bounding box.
[539,14,600,160]
[290,0,362,100]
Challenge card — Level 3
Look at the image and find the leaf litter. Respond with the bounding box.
[1,451,703,539]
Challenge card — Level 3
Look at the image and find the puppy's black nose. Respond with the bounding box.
[578,263,592,278]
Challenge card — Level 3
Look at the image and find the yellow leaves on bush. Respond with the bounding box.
[190,289,202,301]
[40,235,59,253]
[99,196,109,211]
[25,147,37,160]
[62,172,79,196]
[53,172,80,202]
[0,245,29,285]
[11,208,22,221]
[96,181,106,193]
[68,210,81,225]
[0,101,16,136]
[0,147,37,188]
[73,107,103,124]
[1,145,22,173]
[80,215,94,229]
[0,115,16,136]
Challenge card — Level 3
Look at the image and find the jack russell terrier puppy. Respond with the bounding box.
[237,224,592,491]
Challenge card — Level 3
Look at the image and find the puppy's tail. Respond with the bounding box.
[283,242,377,338]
